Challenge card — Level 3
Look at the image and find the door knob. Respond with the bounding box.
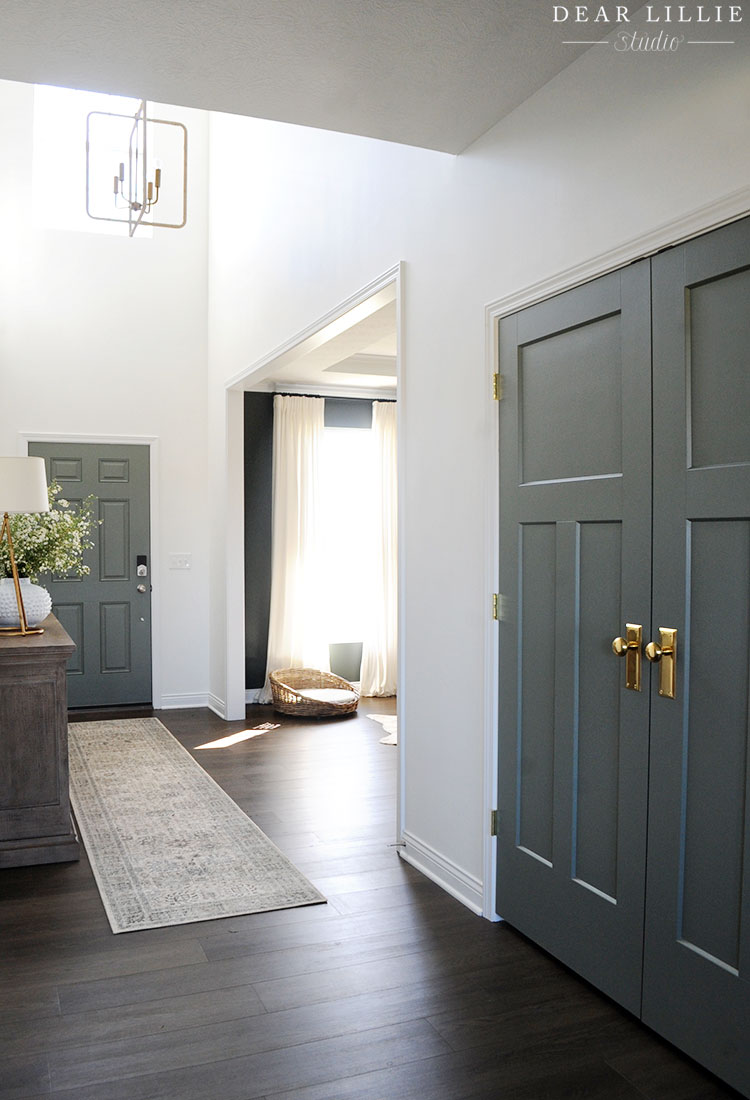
[136,583,147,593]
[612,623,642,691]
[645,628,677,699]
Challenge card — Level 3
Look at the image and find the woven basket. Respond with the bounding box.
[269,668,360,718]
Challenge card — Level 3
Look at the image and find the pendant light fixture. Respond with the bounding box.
[86,99,187,237]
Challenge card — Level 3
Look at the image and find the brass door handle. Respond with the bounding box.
[645,628,677,699]
[612,623,642,691]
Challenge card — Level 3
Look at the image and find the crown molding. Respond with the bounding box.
[486,185,750,323]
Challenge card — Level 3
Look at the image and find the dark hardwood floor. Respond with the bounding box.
[1,701,743,1099]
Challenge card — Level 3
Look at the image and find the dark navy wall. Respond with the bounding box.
[324,397,373,429]
[243,392,274,688]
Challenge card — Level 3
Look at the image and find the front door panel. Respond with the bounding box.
[28,442,152,708]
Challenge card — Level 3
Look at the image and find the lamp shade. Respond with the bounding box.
[0,457,50,514]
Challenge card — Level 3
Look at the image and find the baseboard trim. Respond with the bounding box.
[245,688,262,704]
[160,693,210,710]
[399,830,483,916]
[207,693,226,719]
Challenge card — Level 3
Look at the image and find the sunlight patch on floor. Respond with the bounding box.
[195,723,280,750]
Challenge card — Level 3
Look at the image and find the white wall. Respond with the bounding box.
[207,20,750,910]
[3,14,749,912]
[0,79,211,708]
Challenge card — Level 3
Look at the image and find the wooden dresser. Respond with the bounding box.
[0,614,80,867]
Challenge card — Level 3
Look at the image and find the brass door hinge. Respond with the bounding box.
[492,593,508,621]
[492,372,504,401]
[490,809,498,836]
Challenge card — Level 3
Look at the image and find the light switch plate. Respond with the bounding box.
[169,553,192,570]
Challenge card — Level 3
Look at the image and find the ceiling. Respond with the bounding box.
[236,287,398,398]
[0,2,601,393]
[0,1,595,154]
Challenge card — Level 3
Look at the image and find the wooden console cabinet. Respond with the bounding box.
[0,614,80,867]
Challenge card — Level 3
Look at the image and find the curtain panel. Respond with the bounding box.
[360,400,398,696]
[260,395,330,702]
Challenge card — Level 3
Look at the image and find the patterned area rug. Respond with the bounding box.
[68,718,325,934]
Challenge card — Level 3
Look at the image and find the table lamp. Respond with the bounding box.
[0,456,50,636]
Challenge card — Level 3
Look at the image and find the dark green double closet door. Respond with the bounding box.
[497,216,750,1095]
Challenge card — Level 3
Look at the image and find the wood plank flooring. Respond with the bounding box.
[0,701,743,1099]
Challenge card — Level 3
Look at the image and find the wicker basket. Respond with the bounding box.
[269,668,360,718]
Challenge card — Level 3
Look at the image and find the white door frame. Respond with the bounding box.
[17,431,162,709]
[222,262,406,838]
[482,185,750,921]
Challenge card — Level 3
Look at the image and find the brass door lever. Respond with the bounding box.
[645,628,677,699]
[612,623,642,691]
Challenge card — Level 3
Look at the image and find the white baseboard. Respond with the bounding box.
[159,692,210,710]
[399,830,484,916]
[245,688,263,704]
[207,693,226,719]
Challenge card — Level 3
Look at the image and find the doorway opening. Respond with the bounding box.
[224,264,404,836]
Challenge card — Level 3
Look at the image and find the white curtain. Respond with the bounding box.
[260,395,330,702]
[360,401,398,696]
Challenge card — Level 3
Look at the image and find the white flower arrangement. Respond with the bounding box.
[0,482,99,582]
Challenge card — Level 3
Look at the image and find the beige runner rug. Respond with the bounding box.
[68,717,325,933]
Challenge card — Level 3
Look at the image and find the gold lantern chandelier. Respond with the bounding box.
[86,99,187,237]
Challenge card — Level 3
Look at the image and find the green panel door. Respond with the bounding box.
[497,215,750,1094]
[496,260,653,1013]
[28,442,152,708]
[642,218,750,1096]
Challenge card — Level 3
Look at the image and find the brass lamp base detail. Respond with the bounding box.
[0,512,44,637]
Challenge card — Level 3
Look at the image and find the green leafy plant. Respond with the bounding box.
[0,482,99,582]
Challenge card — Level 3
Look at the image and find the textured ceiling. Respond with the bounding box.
[0,0,593,152]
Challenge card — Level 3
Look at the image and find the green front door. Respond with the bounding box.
[497,215,750,1095]
[28,442,152,708]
